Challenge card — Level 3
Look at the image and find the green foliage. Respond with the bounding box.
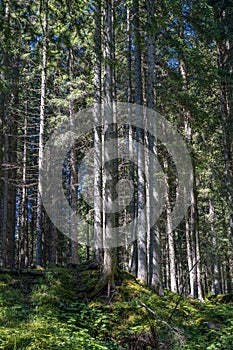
[1,271,233,349]
[0,271,118,349]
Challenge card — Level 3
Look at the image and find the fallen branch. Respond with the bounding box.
[139,300,182,336]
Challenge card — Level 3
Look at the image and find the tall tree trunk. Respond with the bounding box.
[102,0,117,294]
[209,198,220,294]
[185,214,195,297]
[133,0,142,106]
[93,0,102,263]
[19,113,28,268]
[179,56,204,299]
[133,0,147,284]
[193,180,204,301]
[179,57,195,296]
[1,0,17,268]
[0,0,10,267]
[165,166,177,293]
[36,0,48,266]
[69,47,78,265]
[146,0,163,294]
[213,2,233,259]
[127,7,132,105]
[126,6,138,275]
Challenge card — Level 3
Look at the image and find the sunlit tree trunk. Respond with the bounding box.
[209,198,220,295]
[146,0,163,294]
[165,167,177,293]
[179,56,204,299]
[36,0,48,266]
[93,0,103,264]
[126,6,138,275]
[101,0,117,294]
[133,0,147,284]
[68,47,78,265]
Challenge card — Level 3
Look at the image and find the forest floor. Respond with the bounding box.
[0,265,233,349]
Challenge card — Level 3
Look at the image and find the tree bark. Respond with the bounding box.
[1,0,17,268]
[36,0,48,267]
[102,0,117,294]
[93,0,103,263]
[133,0,147,284]
[213,3,233,260]
[68,47,78,265]
[145,0,163,293]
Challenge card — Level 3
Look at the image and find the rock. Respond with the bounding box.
[203,321,222,329]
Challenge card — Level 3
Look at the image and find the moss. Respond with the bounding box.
[80,270,99,293]
[1,269,233,349]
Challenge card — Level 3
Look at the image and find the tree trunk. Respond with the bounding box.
[209,197,220,295]
[1,0,17,268]
[193,185,204,301]
[133,0,147,284]
[213,3,233,260]
[165,169,177,293]
[69,47,78,265]
[146,0,163,294]
[93,0,103,263]
[19,113,28,268]
[36,0,48,267]
[102,0,117,294]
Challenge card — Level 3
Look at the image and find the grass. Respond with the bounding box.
[0,268,233,349]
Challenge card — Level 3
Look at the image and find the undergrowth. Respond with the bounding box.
[0,268,233,349]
